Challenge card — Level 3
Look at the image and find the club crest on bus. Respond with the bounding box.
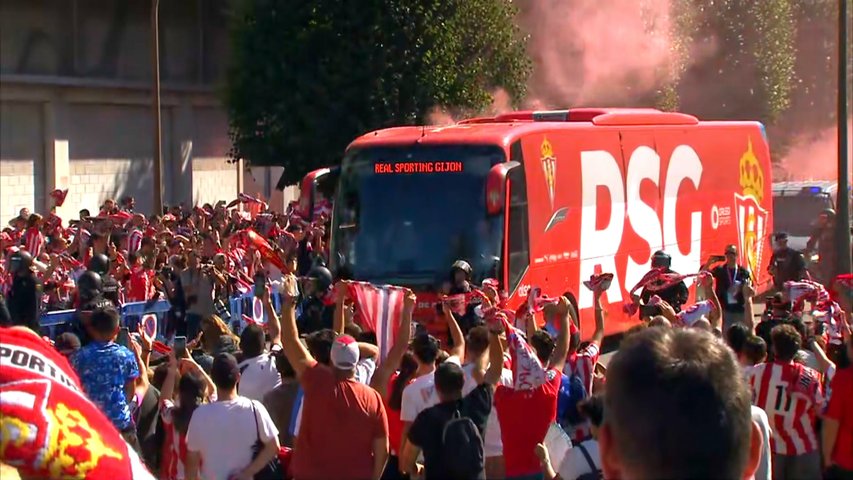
[734,138,767,275]
[540,137,557,209]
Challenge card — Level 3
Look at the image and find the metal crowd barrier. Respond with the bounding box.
[39,291,284,340]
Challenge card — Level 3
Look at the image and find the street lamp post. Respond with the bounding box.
[837,0,851,276]
[151,0,164,215]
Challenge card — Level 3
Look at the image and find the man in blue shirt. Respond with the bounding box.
[72,307,140,449]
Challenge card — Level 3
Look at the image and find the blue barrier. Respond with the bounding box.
[40,293,284,340]
[229,292,283,334]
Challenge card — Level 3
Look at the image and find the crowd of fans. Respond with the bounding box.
[1,193,852,480]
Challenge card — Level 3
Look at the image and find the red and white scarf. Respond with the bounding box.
[784,280,830,312]
[498,314,547,391]
[624,269,709,316]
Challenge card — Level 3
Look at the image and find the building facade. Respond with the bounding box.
[1,0,292,225]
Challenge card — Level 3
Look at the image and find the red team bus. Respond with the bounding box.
[299,107,774,339]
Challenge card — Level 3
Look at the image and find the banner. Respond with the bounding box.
[246,229,286,271]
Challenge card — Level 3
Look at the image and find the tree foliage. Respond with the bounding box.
[661,0,852,133]
[224,0,530,184]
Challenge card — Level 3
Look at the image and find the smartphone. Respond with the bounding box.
[117,327,130,348]
[174,336,188,359]
[253,274,267,297]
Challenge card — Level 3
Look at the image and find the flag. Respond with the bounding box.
[0,326,156,480]
[49,188,68,207]
[246,229,285,271]
[346,281,406,362]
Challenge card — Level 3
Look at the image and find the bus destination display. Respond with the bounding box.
[374,161,464,174]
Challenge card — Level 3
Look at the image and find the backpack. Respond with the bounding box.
[556,372,588,431]
[575,443,603,480]
[440,409,484,479]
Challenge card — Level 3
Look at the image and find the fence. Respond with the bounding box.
[39,291,284,340]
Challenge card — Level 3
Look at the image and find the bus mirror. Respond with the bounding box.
[486,161,520,216]
[298,167,332,219]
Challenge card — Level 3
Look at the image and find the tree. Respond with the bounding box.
[224,0,530,184]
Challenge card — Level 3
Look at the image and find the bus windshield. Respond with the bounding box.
[331,145,505,287]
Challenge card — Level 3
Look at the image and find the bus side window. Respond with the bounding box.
[507,145,530,293]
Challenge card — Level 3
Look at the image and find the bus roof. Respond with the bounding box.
[347,108,766,151]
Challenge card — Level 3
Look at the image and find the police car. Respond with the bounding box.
[772,181,850,255]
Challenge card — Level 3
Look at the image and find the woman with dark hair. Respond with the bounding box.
[159,352,215,480]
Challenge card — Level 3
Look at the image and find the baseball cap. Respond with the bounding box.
[330,335,360,370]
[210,353,240,387]
[724,244,737,254]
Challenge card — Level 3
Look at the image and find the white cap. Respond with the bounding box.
[330,335,360,370]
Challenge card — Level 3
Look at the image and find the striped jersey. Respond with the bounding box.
[24,227,44,258]
[748,361,824,455]
[126,228,143,255]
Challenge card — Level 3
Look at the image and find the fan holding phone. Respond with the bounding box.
[709,244,754,330]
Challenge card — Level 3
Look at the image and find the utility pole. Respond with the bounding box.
[151,0,164,215]
[837,0,851,276]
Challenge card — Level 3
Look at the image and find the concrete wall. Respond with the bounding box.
[0,0,244,225]
[0,102,43,223]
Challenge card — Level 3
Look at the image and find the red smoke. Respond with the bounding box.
[776,119,853,182]
[518,0,712,107]
[426,106,456,126]
[426,88,515,125]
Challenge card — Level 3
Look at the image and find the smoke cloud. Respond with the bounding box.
[518,0,708,108]
[776,119,853,182]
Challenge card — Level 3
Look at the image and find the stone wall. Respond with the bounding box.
[0,102,42,224]
[192,157,238,206]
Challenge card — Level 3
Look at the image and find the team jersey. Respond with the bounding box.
[748,361,824,455]
[564,342,600,442]
[126,229,144,255]
[24,227,44,258]
[125,267,154,303]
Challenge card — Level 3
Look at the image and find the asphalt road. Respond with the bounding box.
[598,299,769,367]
